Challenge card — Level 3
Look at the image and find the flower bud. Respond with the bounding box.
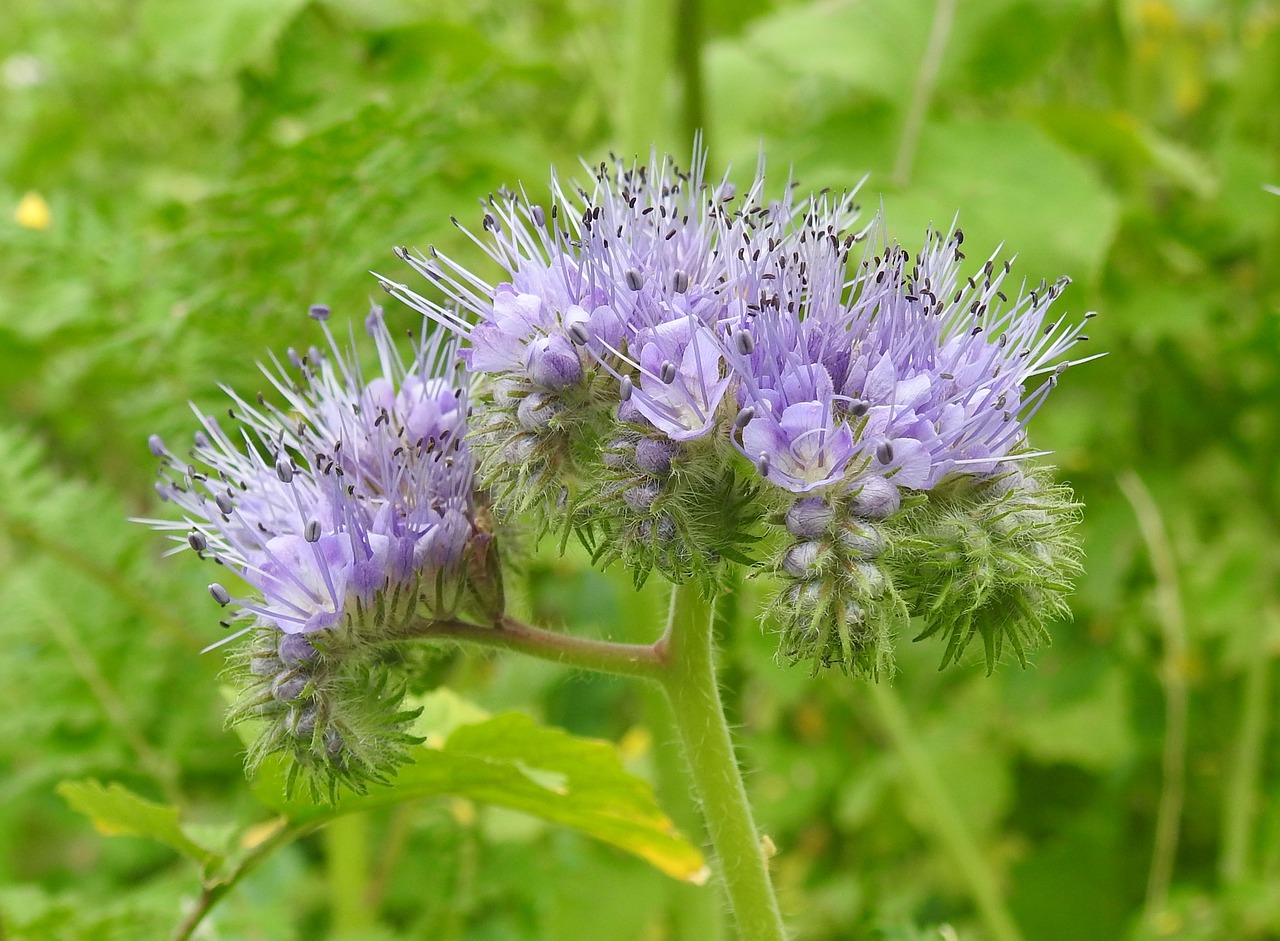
[785,497,833,538]
[838,520,885,558]
[782,540,828,578]
[848,476,900,519]
[503,434,540,464]
[516,392,563,432]
[624,481,662,512]
[279,632,318,666]
[272,671,309,703]
[635,438,678,476]
[525,334,582,389]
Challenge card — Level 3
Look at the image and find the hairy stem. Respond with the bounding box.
[658,582,786,941]
[1219,611,1274,886]
[868,683,1025,941]
[327,813,373,934]
[674,0,707,154]
[892,0,957,187]
[405,614,666,680]
[170,819,316,941]
[624,580,726,941]
[1119,471,1189,925]
[622,0,676,155]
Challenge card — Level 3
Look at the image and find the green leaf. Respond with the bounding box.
[138,0,311,78]
[252,691,708,883]
[880,117,1120,285]
[56,780,223,869]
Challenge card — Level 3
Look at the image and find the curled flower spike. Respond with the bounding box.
[142,305,484,796]
[388,148,1092,674]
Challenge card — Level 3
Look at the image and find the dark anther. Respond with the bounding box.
[659,361,677,383]
[876,442,894,464]
[308,304,331,321]
[215,493,234,515]
[568,323,590,346]
[734,330,755,355]
[208,583,232,606]
[187,532,207,552]
[619,376,633,402]
[734,406,755,430]
[625,268,645,291]
[672,269,690,294]
[305,519,321,543]
[275,456,294,483]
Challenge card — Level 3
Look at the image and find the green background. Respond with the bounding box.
[1,0,1278,938]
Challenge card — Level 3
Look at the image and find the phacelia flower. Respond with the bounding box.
[385,150,1094,676]
[144,305,484,795]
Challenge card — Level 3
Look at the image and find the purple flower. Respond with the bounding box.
[383,150,1092,514]
[144,305,477,648]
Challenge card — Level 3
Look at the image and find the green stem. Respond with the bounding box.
[867,683,1025,941]
[621,0,676,155]
[405,615,666,681]
[674,0,707,154]
[658,582,786,941]
[1219,628,1273,886]
[327,813,373,934]
[170,819,316,941]
[1119,471,1189,925]
[891,0,957,187]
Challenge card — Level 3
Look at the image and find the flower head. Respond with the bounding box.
[385,149,1093,674]
[144,305,481,795]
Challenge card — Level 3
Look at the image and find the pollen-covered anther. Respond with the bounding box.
[304,519,321,543]
[187,531,207,552]
[625,268,645,291]
[275,456,295,483]
[733,330,755,356]
[209,583,232,606]
[672,269,690,294]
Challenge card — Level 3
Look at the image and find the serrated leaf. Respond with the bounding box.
[251,695,707,883]
[56,780,223,869]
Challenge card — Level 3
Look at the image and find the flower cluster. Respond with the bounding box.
[383,152,1093,675]
[145,305,483,795]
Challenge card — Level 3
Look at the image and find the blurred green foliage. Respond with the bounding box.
[2,0,1279,938]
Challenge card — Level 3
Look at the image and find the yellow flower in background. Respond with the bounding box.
[14,191,50,230]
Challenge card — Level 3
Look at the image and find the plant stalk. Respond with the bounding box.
[405,615,666,681]
[658,582,786,941]
[868,683,1025,941]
